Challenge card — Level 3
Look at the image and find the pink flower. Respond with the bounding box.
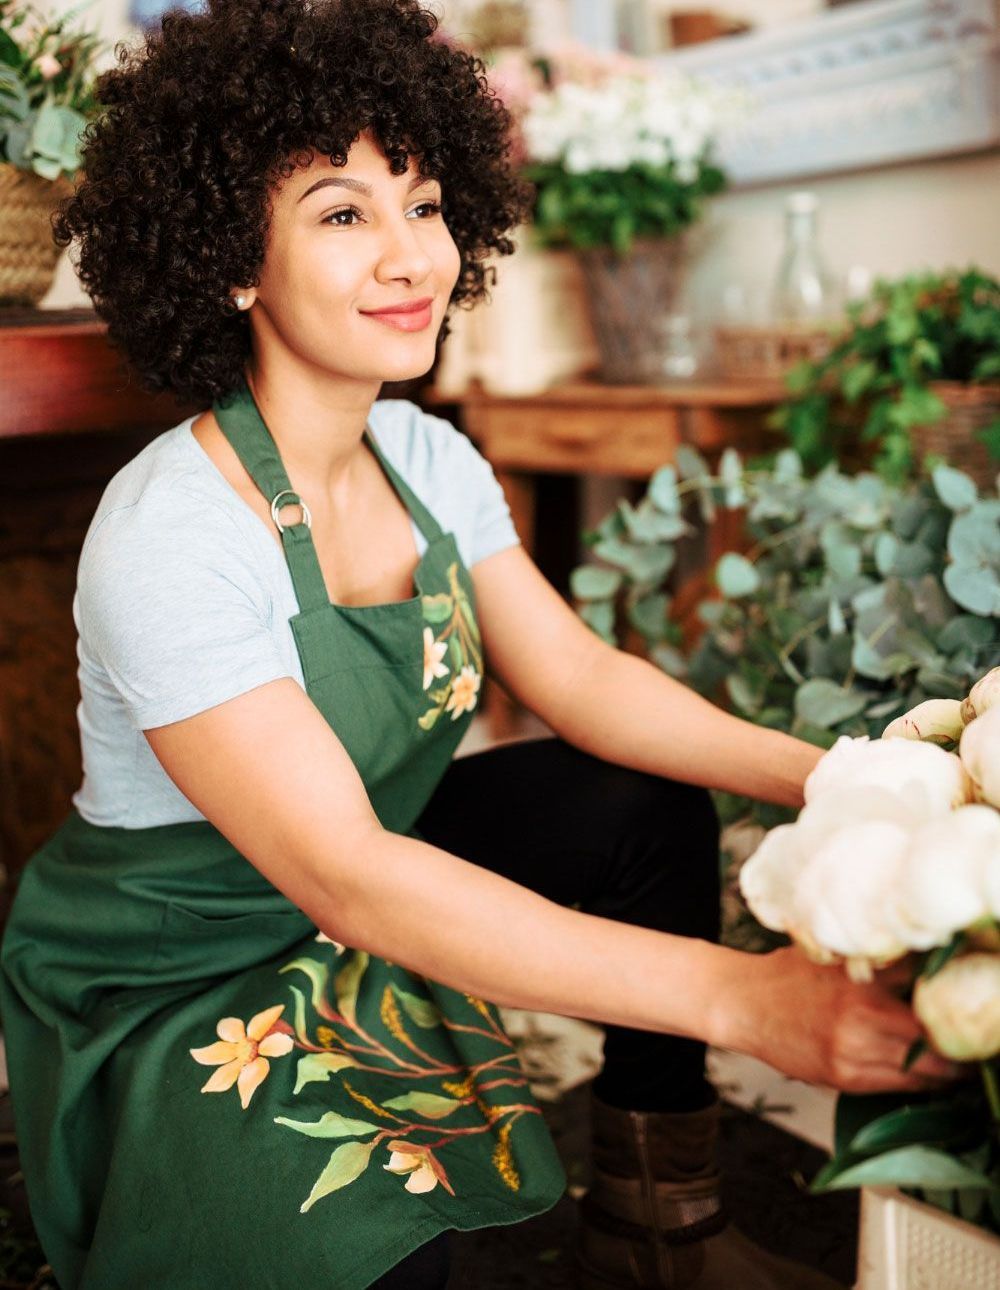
[190,1003,294,1109]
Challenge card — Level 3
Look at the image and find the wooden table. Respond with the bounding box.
[426,376,789,734]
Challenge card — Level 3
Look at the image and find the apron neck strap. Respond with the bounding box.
[211,379,444,614]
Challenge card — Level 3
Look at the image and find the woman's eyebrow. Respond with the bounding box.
[297,173,435,204]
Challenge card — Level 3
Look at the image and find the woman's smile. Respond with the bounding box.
[360,296,434,331]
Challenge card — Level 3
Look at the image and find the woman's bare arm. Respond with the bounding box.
[146,678,959,1094]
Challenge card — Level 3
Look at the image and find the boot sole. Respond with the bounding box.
[574,1248,637,1290]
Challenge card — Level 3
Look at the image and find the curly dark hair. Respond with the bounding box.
[53,0,531,405]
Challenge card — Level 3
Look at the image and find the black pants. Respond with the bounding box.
[369,735,722,1289]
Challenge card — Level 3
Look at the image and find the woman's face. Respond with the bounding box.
[243,130,461,387]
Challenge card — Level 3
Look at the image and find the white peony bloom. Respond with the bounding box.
[959,704,1000,809]
[913,953,1000,1061]
[961,666,1000,725]
[881,698,965,746]
[889,805,1000,950]
[804,734,972,817]
[738,822,806,933]
[791,820,911,966]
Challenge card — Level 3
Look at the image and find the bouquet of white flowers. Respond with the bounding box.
[739,667,1000,1227]
[513,48,742,253]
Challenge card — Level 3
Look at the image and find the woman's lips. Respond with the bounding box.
[360,299,434,332]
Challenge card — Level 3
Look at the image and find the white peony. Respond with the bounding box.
[889,805,1000,950]
[881,698,965,746]
[913,953,1000,1061]
[804,734,972,817]
[961,666,1000,725]
[791,820,912,970]
[959,704,1000,809]
[737,822,807,934]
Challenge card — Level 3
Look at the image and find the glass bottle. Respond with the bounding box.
[770,191,840,329]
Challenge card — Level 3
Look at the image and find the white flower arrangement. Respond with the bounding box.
[740,666,1000,1063]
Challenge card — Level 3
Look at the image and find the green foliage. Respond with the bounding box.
[572,450,1000,830]
[522,156,726,254]
[770,268,1000,483]
[0,0,105,180]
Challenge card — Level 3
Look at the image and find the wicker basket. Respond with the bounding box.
[575,234,689,385]
[713,321,841,382]
[913,381,1000,493]
[0,163,75,307]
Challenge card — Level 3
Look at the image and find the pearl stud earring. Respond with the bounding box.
[234,293,247,309]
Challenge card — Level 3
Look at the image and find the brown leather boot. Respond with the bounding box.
[574,1089,844,1289]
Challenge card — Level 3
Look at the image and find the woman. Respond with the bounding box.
[0,2,958,1288]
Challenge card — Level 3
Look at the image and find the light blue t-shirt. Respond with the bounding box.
[71,400,520,828]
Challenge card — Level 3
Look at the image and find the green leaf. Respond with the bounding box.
[293,1051,358,1094]
[943,564,1000,617]
[674,445,711,480]
[847,1100,977,1155]
[275,1110,383,1140]
[570,565,622,600]
[814,1146,998,1192]
[715,553,760,598]
[627,592,670,641]
[298,1139,376,1212]
[334,951,369,1026]
[382,1091,462,1119]
[923,932,966,980]
[794,679,868,729]
[448,634,462,671]
[580,599,615,642]
[649,465,681,513]
[933,465,978,513]
[391,984,442,1029]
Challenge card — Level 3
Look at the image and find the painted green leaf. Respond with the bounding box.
[570,565,622,600]
[334,951,369,1026]
[392,984,442,1029]
[448,634,463,671]
[279,957,330,1014]
[288,984,309,1043]
[276,1109,383,1139]
[418,706,441,731]
[383,1091,462,1119]
[458,596,481,645]
[421,593,453,623]
[715,553,760,598]
[293,1051,358,1094]
[299,1139,376,1213]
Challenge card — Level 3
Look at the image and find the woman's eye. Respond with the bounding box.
[322,206,362,226]
[410,201,442,218]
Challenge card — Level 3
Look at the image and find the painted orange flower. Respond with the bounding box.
[423,626,449,690]
[190,1003,294,1109]
[383,1140,455,1195]
[445,665,480,720]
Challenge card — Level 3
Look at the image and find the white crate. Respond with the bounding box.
[856,1186,1000,1290]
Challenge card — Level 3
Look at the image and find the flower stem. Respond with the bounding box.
[981,1060,1000,1130]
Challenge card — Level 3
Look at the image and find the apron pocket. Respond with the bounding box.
[153,901,314,975]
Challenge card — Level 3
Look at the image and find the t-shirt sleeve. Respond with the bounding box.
[77,486,294,730]
[422,409,521,567]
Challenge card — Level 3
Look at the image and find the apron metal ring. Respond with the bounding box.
[270,489,312,533]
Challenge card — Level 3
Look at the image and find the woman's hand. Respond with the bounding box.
[715,945,965,1093]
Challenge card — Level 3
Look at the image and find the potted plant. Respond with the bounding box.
[517,45,738,384]
[0,0,105,306]
[772,267,1000,490]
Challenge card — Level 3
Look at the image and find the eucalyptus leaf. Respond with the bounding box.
[933,464,978,513]
[715,553,760,598]
[794,678,868,729]
[570,565,622,600]
[649,465,681,513]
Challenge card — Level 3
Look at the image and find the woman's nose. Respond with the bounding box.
[374,213,435,284]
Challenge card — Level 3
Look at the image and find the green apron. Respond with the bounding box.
[0,379,566,1289]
